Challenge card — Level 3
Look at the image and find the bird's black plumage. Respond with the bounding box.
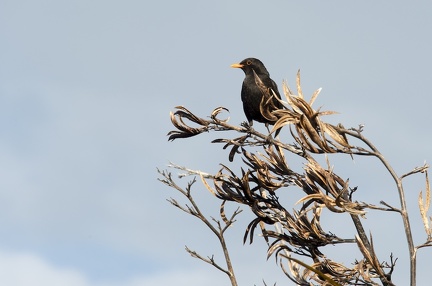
[231,58,283,127]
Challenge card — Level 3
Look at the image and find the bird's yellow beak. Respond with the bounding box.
[230,63,243,68]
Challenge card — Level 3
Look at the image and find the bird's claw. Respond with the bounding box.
[241,121,253,130]
[240,121,250,129]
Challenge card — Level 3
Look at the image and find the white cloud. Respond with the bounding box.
[0,249,231,286]
[126,269,226,286]
[0,250,89,286]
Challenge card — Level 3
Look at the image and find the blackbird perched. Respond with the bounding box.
[231,58,283,128]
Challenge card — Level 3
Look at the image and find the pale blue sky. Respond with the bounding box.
[0,1,431,285]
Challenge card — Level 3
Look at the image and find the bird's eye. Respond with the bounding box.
[246,60,252,65]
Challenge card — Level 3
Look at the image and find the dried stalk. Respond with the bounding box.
[158,170,240,286]
[160,70,431,285]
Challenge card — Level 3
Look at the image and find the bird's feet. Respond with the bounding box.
[241,121,254,134]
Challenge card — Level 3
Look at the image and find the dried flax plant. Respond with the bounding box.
[158,70,432,286]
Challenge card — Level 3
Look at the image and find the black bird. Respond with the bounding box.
[231,58,283,128]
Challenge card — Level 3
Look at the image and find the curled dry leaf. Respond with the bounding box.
[167,106,210,141]
[210,106,230,122]
[212,135,248,162]
[322,123,352,149]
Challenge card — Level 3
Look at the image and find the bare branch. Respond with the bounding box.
[185,246,230,275]
[401,163,429,179]
[160,69,429,285]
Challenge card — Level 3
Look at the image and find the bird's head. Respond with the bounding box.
[231,58,270,76]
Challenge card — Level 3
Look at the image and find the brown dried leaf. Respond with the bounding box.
[291,96,315,117]
[282,80,294,97]
[426,171,430,210]
[220,200,229,225]
[368,235,387,278]
[210,106,230,122]
[253,70,266,93]
[295,126,321,153]
[283,83,303,114]
[286,257,342,286]
[200,174,216,197]
[295,193,327,205]
[173,106,208,125]
[168,107,209,141]
[419,171,431,236]
[267,241,291,260]
[296,69,303,99]
[309,87,322,106]
[355,235,373,265]
[260,94,279,122]
[271,117,294,134]
[318,110,339,116]
[322,123,351,149]
[299,115,330,152]
[262,145,291,176]
[244,218,261,244]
